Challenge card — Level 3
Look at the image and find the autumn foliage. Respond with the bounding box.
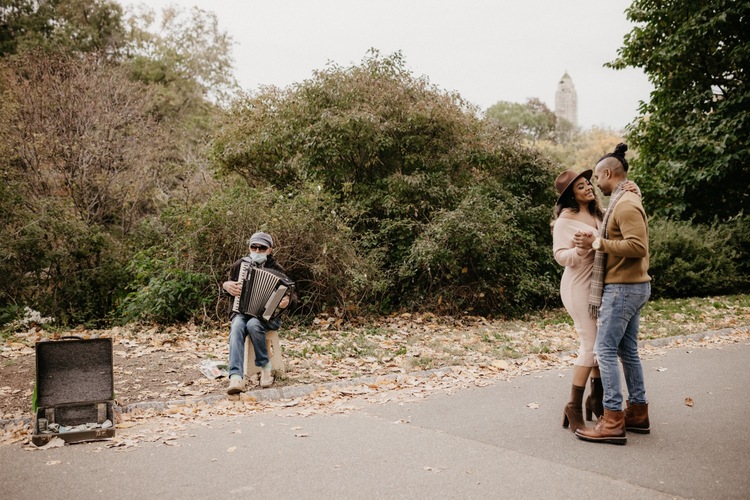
[1,2,748,328]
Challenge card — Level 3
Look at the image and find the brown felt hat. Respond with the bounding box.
[555,169,592,206]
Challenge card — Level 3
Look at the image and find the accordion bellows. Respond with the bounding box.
[232,261,294,321]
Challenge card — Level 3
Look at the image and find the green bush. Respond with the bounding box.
[648,216,750,299]
[212,51,560,318]
[0,192,130,327]
[120,182,382,323]
[118,250,214,324]
[404,181,559,316]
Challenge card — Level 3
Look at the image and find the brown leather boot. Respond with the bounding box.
[562,385,586,433]
[625,401,650,434]
[585,377,603,421]
[575,409,627,445]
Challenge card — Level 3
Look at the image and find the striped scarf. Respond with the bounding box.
[588,181,628,318]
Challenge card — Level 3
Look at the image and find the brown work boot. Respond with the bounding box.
[562,385,586,433]
[625,401,650,434]
[575,409,627,445]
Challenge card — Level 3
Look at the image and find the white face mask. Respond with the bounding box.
[250,252,267,264]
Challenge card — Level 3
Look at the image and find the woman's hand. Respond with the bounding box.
[573,230,595,250]
[623,180,641,197]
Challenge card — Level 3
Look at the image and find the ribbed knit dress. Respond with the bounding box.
[552,216,601,367]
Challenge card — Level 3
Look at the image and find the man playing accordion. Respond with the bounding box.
[221,232,295,394]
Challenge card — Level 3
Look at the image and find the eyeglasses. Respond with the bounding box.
[250,244,268,251]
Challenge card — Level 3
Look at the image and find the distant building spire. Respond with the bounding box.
[555,72,578,128]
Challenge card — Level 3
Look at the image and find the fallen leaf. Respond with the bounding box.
[35,437,65,450]
[684,397,694,407]
[491,360,509,371]
[105,439,138,449]
[179,389,206,397]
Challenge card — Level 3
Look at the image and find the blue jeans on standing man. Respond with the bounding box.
[228,314,282,378]
[594,282,651,411]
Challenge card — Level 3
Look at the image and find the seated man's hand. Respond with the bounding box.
[223,281,242,297]
[279,295,290,309]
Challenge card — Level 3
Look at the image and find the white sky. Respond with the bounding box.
[122,0,652,130]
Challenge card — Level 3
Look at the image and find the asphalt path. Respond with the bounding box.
[1,337,748,499]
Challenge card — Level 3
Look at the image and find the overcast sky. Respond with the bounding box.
[122,0,653,130]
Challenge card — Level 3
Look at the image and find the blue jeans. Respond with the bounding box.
[594,282,651,411]
[228,314,281,378]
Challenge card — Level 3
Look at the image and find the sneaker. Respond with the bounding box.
[260,364,274,388]
[226,375,245,395]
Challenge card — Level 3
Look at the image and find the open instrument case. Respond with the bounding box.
[31,337,116,446]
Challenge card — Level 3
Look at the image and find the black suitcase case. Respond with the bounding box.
[32,337,116,446]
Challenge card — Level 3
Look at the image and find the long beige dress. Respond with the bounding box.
[552,216,600,367]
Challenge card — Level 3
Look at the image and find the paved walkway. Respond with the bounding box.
[1,335,749,499]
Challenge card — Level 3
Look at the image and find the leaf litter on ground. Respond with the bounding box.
[1,294,749,448]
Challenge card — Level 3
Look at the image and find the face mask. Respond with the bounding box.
[250,252,267,264]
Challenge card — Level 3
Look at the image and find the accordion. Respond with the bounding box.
[231,261,294,321]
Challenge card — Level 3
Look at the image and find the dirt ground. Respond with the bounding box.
[0,323,303,422]
[3,299,750,426]
[0,316,574,422]
[0,343,234,420]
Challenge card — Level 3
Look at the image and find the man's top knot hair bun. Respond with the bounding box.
[597,143,630,171]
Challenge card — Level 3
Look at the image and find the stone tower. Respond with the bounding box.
[555,72,578,128]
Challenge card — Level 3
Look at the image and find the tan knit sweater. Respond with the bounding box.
[599,191,651,284]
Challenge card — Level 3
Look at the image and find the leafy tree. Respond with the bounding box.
[0,2,238,325]
[486,98,557,143]
[123,4,237,125]
[536,126,627,173]
[0,51,168,231]
[214,51,478,234]
[119,4,238,206]
[214,51,560,315]
[0,0,125,57]
[0,50,174,324]
[610,0,749,221]
[2,1,237,130]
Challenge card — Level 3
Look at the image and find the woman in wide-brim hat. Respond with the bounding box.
[554,169,598,219]
[551,169,604,434]
[550,167,639,435]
